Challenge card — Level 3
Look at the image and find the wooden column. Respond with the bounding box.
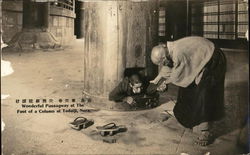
[83,1,159,109]
[0,1,3,50]
[23,0,49,29]
[75,1,84,38]
[165,1,188,40]
[43,2,49,29]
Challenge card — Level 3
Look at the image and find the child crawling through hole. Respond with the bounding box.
[109,67,167,109]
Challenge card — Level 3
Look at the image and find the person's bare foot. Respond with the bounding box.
[195,130,214,146]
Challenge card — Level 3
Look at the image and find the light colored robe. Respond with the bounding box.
[151,36,215,88]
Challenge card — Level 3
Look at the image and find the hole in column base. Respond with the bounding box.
[83,95,161,111]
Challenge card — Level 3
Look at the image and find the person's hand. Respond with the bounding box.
[150,75,161,84]
[125,96,134,105]
[157,82,168,92]
[150,66,171,84]
[157,85,166,92]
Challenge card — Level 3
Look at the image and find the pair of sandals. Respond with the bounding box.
[69,117,127,136]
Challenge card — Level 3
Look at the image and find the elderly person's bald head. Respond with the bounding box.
[151,44,169,65]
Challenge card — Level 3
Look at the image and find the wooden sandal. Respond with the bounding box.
[96,123,127,136]
[69,117,94,130]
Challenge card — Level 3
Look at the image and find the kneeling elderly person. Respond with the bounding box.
[150,36,226,146]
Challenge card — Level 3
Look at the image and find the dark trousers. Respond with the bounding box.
[173,48,227,128]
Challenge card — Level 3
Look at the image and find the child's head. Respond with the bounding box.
[128,74,143,94]
[129,74,141,85]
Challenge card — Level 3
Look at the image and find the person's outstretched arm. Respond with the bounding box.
[150,66,172,84]
[109,79,129,102]
[147,77,168,94]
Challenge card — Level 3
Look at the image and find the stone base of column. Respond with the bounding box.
[4,28,61,51]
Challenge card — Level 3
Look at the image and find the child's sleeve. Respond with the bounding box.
[109,79,129,102]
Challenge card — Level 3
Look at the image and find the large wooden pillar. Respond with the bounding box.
[23,1,49,29]
[164,1,188,40]
[0,0,2,51]
[75,1,84,38]
[83,1,159,110]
